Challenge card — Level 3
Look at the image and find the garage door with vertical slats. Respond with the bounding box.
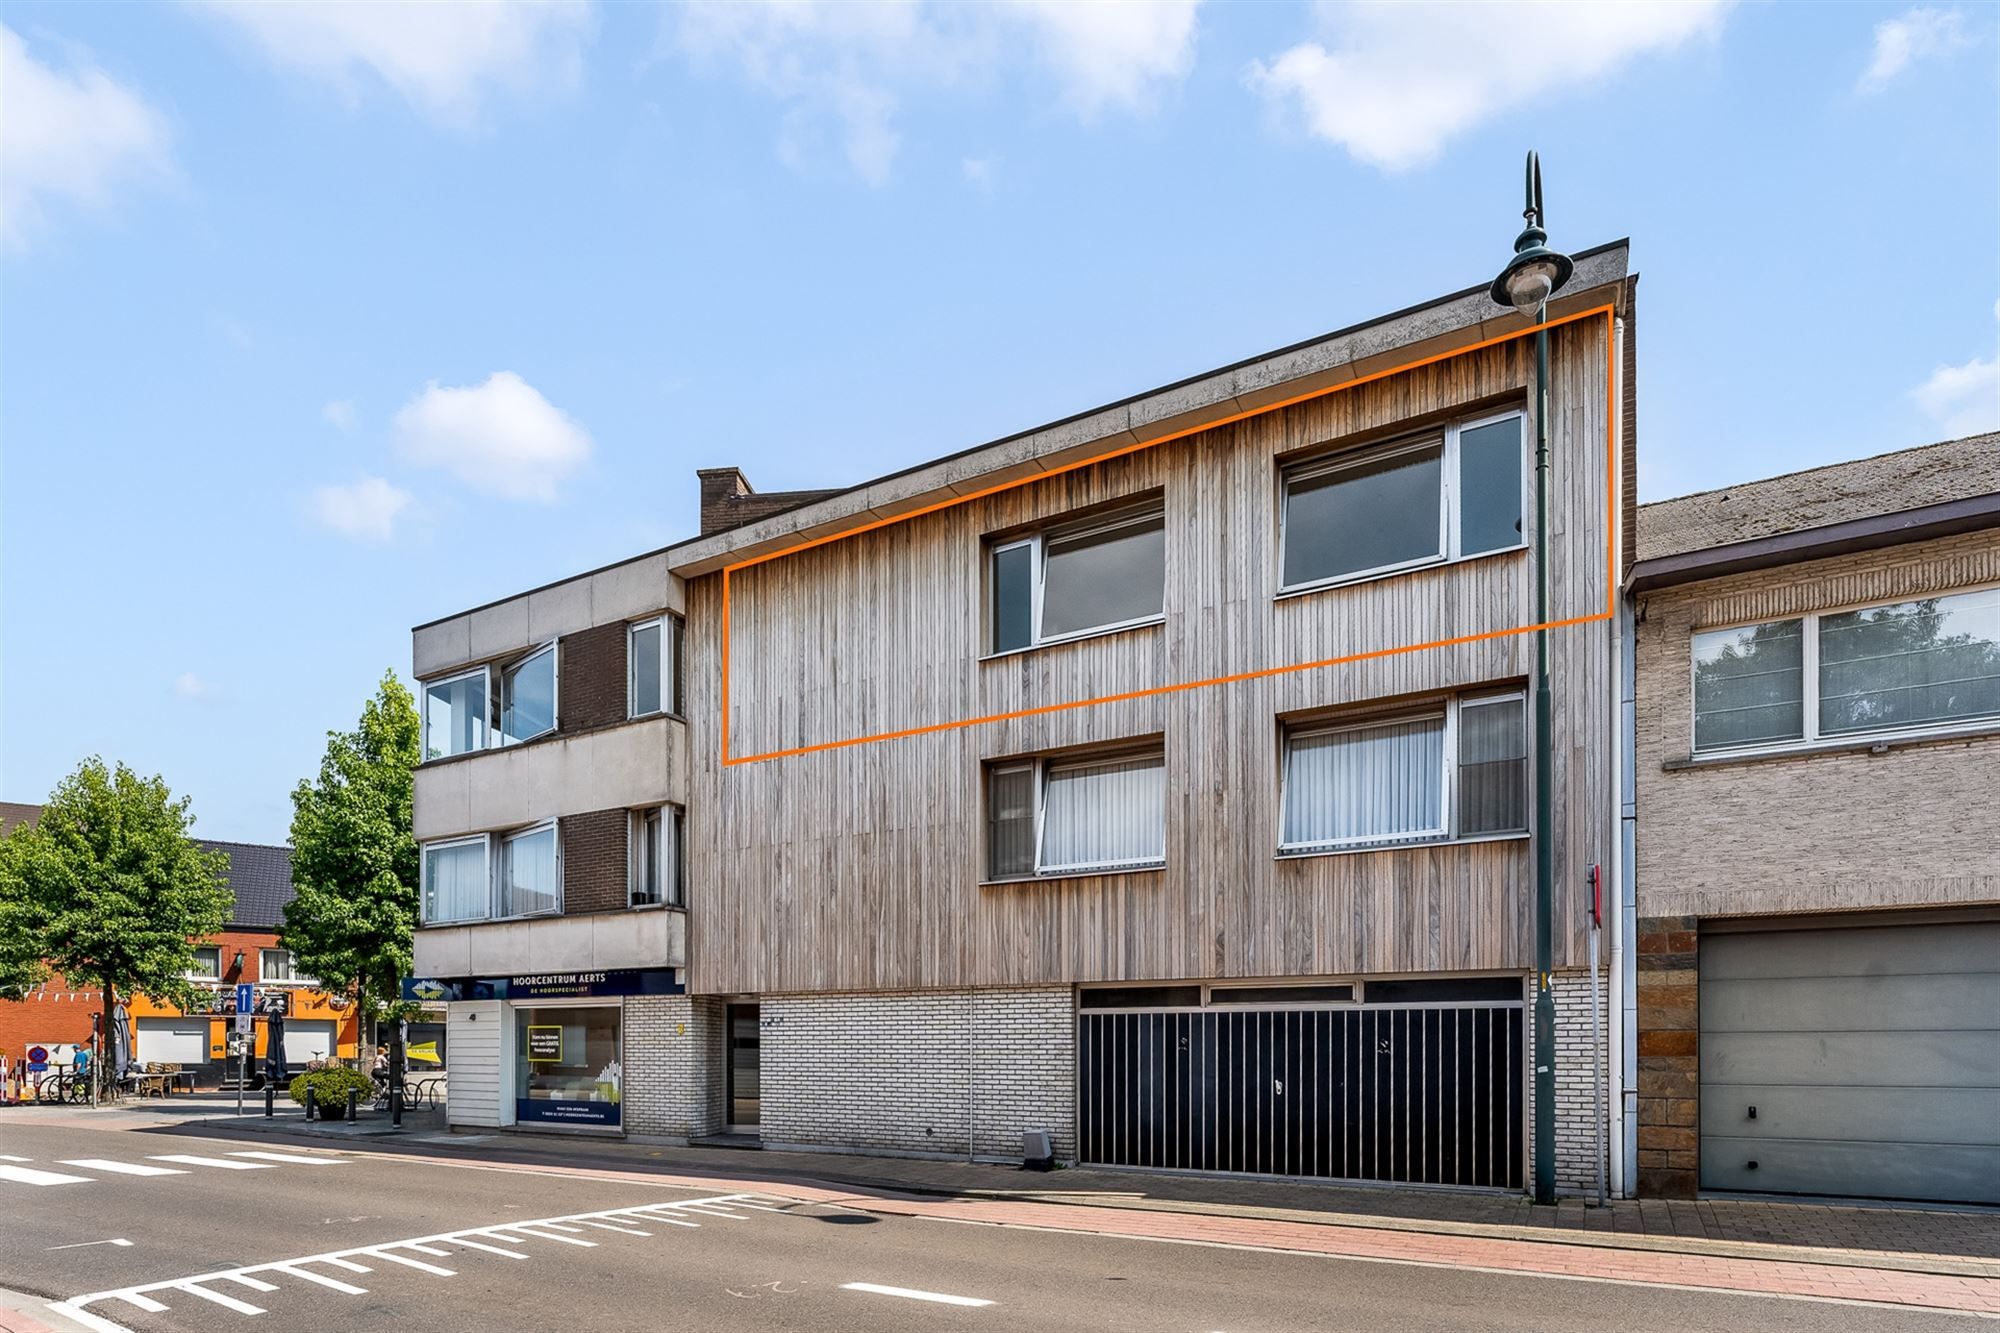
[1700,920,2000,1204]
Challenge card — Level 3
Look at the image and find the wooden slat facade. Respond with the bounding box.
[686,322,1619,995]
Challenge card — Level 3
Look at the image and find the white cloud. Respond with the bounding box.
[1914,354,2000,437]
[674,1,1201,183]
[1249,2,1729,171]
[322,399,356,430]
[392,371,591,502]
[190,0,595,127]
[998,0,1198,116]
[312,475,416,541]
[961,155,996,191]
[173,672,208,699]
[0,24,174,248]
[1858,7,1971,92]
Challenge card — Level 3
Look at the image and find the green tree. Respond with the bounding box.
[0,831,50,1000]
[283,671,420,1052]
[0,759,231,1040]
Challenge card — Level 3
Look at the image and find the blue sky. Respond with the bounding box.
[2,1,1995,843]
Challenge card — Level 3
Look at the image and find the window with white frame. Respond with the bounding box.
[1279,691,1528,854]
[1280,411,1524,593]
[423,667,488,760]
[260,949,316,985]
[186,945,222,981]
[498,644,556,745]
[630,805,683,908]
[421,835,491,924]
[987,745,1166,879]
[498,823,560,918]
[1693,586,2000,753]
[990,500,1166,654]
[629,616,683,719]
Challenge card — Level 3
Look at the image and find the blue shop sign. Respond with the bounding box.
[401,969,683,1003]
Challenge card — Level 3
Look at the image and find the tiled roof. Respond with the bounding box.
[1637,432,2000,563]
[198,839,296,930]
[0,802,293,929]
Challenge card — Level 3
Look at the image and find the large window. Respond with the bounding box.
[987,746,1166,879]
[1693,587,2000,753]
[498,644,556,745]
[422,836,491,924]
[498,824,560,918]
[516,1004,621,1128]
[423,667,488,760]
[1279,692,1527,854]
[630,805,683,908]
[1280,412,1523,593]
[186,946,222,981]
[990,501,1166,653]
[260,949,315,985]
[629,616,683,718]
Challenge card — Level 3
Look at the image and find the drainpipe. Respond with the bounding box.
[1618,589,1640,1195]
[1605,313,1629,1199]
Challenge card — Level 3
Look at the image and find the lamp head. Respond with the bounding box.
[1489,151,1574,314]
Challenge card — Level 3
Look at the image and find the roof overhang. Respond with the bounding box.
[668,241,1632,577]
[1630,492,2000,593]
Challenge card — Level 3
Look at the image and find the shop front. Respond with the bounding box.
[403,968,680,1135]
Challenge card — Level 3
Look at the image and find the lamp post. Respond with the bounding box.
[1490,151,1573,1207]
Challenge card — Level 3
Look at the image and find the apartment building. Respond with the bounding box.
[406,553,691,1134]
[1629,433,2000,1203]
[408,244,1637,1192]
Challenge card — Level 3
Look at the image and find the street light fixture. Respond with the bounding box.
[1491,150,1573,1209]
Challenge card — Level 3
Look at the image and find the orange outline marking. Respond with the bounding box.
[721,304,1620,766]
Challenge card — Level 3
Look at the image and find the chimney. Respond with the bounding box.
[697,467,754,536]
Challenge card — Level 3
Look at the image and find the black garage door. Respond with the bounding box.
[1078,1004,1522,1188]
[1701,919,2000,1204]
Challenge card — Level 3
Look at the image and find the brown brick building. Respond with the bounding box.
[1628,432,2000,1202]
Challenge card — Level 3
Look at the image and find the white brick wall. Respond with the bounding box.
[622,995,725,1141]
[1522,970,1612,1195]
[760,987,1073,1162]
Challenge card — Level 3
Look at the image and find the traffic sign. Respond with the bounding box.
[235,982,253,1013]
[235,1011,253,1035]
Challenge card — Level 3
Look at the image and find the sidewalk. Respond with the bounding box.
[134,1110,2000,1277]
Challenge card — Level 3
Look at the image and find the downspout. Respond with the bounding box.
[1618,589,1640,1195]
[1606,313,1633,1199]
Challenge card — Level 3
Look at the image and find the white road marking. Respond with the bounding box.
[44,1239,134,1252]
[148,1154,275,1171]
[0,1164,93,1186]
[229,1151,346,1166]
[578,1220,652,1236]
[276,1265,367,1295]
[0,1154,31,1161]
[367,1249,456,1276]
[842,1282,995,1308]
[46,1192,765,1332]
[60,1159,185,1177]
[538,1222,587,1233]
[177,1283,265,1315]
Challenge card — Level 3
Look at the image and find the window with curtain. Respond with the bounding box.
[1280,412,1524,592]
[1280,693,1527,853]
[187,946,221,980]
[990,501,1165,653]
[499,825,559,918]
[422,837,490,924]
[630,806,682,908]
[423,668,488,760]
[987,747,1165,878]
[1691,588,1999,754]
[499,645,556,745]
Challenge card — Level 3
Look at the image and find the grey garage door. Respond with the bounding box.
[1701,920,2000,1204]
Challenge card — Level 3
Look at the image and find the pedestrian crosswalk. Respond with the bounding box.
[0,1150,344,1187]
[47,1193,795,1333]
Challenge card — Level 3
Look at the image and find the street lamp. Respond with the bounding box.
[1491,150,1573,1208]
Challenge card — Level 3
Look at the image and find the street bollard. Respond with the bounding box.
[346,1089,358,1124]
[304,1088,316,1121]
[264,1085,275,1118]
[391,1085,403,1129]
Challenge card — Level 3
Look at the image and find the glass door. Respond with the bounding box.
[726,1004,761,1132]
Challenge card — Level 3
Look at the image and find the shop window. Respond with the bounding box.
[515,1005,621,1128]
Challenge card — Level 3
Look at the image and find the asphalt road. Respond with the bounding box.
[0,1120,1974,1332]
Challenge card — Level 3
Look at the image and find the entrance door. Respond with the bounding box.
[726,1004,761,1132]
